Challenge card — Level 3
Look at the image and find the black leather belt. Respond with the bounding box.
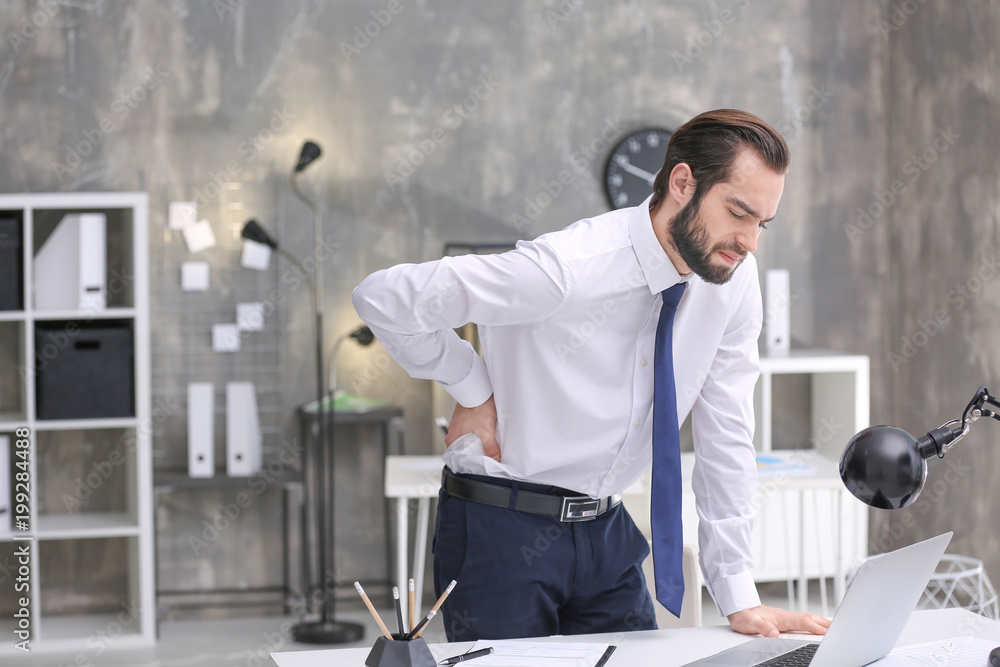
[442,470,622,522]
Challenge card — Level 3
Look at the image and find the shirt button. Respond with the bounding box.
[640,358,647,367]
[634,419,641,427]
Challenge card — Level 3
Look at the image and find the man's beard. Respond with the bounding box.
[669,197,746,285]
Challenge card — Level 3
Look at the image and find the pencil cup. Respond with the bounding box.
[365,635,436,667]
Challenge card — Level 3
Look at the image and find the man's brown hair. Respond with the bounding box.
[649,109,790,211]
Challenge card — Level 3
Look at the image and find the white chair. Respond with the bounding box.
[642,543,703,628]
[622,477,702,627]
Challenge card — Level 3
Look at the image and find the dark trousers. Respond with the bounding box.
[431,472,657,642]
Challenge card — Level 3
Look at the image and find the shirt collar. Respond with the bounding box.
[628,195,692,295]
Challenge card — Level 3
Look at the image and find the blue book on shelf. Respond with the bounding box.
[755,454,815,476]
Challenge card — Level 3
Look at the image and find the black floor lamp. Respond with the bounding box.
[240,140,364,644]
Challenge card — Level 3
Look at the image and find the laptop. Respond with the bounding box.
[683,532,952,667]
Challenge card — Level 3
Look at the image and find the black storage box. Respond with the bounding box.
[35,321,134,420]
[0,218,23,311]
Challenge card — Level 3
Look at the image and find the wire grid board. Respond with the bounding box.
[149,179,287,470]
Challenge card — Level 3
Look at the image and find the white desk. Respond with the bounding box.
[271,608,1000,666]
[682,450,853,615]
[384,455,443,626]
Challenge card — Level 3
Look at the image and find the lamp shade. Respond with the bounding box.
[295,141,322,173]
[839,425,928,510]
[349,326,375,346]
[241,219,278,249]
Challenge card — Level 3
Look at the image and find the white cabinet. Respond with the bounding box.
[0,192,154,653]
[680,350,870,610]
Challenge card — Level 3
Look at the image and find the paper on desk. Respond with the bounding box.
[871,635,998,665]
[458,640,611,666]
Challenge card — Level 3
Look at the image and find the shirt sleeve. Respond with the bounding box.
[351,239,567,408]
[689,271,763,617]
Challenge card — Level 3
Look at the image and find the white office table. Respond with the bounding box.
[271,608,1000,666]
[683,450,852,614]
[384,455,443,625]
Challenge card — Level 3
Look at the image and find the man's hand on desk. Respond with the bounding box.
[445,394,501,461]
[727,605,831,638]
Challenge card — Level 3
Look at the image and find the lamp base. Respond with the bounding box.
[293,620,365,644]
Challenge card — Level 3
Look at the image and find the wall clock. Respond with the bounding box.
[603,128,672,209]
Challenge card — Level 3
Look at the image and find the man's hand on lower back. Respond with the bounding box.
[727,605,831,637]
[445,394,500,461]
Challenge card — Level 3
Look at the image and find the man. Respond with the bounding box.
[352,109,831,641]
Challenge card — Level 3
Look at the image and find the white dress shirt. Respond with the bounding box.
[352,196,763,616]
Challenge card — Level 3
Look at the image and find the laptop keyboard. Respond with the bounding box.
[755,643,820,666]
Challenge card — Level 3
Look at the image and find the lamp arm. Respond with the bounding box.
[289,171,324,313]
[327,334,348,396]
[917,386,1000,459]
[273,246,317,303]
[962,386,1000,426]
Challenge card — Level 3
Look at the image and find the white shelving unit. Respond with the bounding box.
[680,349,871,610]
[0,192,154,653]
[754,350,870,586]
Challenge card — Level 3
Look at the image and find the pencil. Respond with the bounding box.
[392,586,404,635]
[429,579,457,613]
[408,578,416,632]
[409,609,437,640]
[355,581,394,641]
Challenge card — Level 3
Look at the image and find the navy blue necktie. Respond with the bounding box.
[651,282,687,616]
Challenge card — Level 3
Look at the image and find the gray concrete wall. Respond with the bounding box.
[872,0,1000,569]
[2,0,996,612]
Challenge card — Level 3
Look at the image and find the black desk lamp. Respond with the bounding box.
[327,325,376,396]
[840,386,1000,660]
[240,140,364,645]
[839,386,999,510]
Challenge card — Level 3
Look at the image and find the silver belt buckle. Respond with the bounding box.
[560,496,601,522]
